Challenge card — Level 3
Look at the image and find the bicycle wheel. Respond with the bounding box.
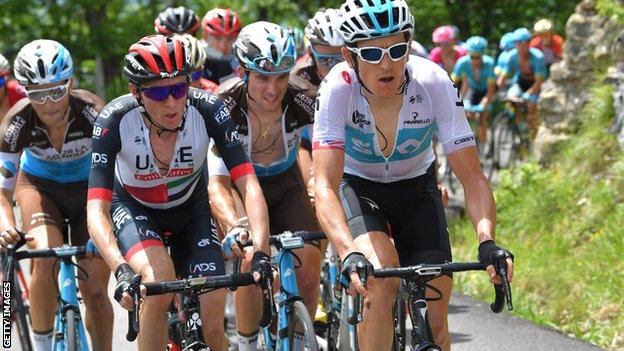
[492,113,517,169]
[65,308,77,351]
[392,298,407,351]
[11,275,33,351]
[287,300,318,351]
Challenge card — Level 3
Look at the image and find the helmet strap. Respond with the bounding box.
[136,94,187,137]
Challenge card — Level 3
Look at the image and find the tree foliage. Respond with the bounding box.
[0,0,579,99]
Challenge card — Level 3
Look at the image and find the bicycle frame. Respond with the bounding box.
[52,247,90,351]
[399,281,440,351]
[262,243,301,351]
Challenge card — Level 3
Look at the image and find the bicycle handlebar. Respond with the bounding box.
[125,271,268,340]
[240,231,327,248]
[144,272,255,295]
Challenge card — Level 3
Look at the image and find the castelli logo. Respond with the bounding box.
[342,71,352,85]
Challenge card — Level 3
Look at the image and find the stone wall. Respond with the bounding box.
[534,0,624,163]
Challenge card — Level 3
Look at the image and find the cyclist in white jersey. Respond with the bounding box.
[312,1,514,350]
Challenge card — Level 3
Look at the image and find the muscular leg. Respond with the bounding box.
[26,225,63,334]
[127,245,177,351]
[200,289,227,351]
[426,276,453,351]
[294,244,322,319]
[354,232,400,351]
[77,258,113,351]
[233,249,262,335]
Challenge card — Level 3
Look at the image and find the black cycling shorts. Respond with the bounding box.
[470,89,487,106]
[338,164,452,267]
[258,163,319,248]
[111,177,225,278]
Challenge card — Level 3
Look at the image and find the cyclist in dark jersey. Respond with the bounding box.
[207,21,320,350]
[0,53,26,121]
[153,6,200,36]
[86,35,270,351]
[0,40,112,351]
[201,8,242,84]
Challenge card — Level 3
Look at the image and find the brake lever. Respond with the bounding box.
[494,250,513,311]
[126,274,142,341]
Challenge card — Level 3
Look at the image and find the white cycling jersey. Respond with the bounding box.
[312,57,475,183]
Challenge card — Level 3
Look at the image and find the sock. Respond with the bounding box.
[294,332,306,351]
[33,330,53,351]
[238,331,259,351]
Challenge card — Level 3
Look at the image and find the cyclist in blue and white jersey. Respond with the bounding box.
[86,34,270,351]
[0,39,112,351]
[207,22,320,350]
[312,1,514,350]
[495,32,516,77]
[498,27,547,138]
[452,36,497,144]
[291,8,346,195]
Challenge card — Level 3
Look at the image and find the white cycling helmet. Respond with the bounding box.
[176,34,207,71]
[305,8,345,47]
[339,0,414,44]
[14,39,73,86]
[234,21,296,75]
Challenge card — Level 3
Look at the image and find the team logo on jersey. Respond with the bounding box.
[351,111,370,129]
[341,71,352,85]
[92,124,109,138]
[4,116,26,152]
[403,112,431,126]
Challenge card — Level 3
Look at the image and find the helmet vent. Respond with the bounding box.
[37,59,46,78]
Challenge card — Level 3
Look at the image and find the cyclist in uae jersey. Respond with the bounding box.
[498,27,547,138]
[0,53,27,120]
[206,22,321,350]
[312,1,514,350]
[86,35,270,351]
[0,40,112,351]
[452,36,496,144]
[290,8,345,191]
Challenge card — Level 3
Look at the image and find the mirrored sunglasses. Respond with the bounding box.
[311,46,344,68]
[139,82,189,102]
[251,55,296,74]
[348,42,409,64]
[26,80,70,104]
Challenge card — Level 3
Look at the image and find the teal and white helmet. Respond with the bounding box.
[305,8,345,47]
[339,0,414,44]
[234,21,297,75]
[13,39,73,86]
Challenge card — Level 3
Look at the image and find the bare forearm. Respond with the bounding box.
[208,178,240,233]
[462,175,496,243]
[315,186,356,259]
[239,178,270,253]
[87,201,126,271]
[297,147,313,187]
[0,190,16,230]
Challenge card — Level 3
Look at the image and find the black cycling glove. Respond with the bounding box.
[478,240,514,266]
[250,251,271,278]
[340,252,374,289]
[114,263,137,303]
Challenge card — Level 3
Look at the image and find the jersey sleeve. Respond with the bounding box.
[87,99,123,202]
[431,69,476,154]
[207,139,230,177]
[312,68,350,151]
[197,90,254,181]
[500,50,517,78]
[0,101,31,190]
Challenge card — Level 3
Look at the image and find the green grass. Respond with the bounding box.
[450,79,624,350]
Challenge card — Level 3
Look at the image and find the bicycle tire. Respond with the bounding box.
[492,113,516,169]
[392,298,406,351]
[11,275,33,351]
[287,300,319,351]
[65,308,77,351]
[338,293,358,351]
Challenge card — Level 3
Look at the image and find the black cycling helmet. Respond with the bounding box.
[154,6,200,35]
